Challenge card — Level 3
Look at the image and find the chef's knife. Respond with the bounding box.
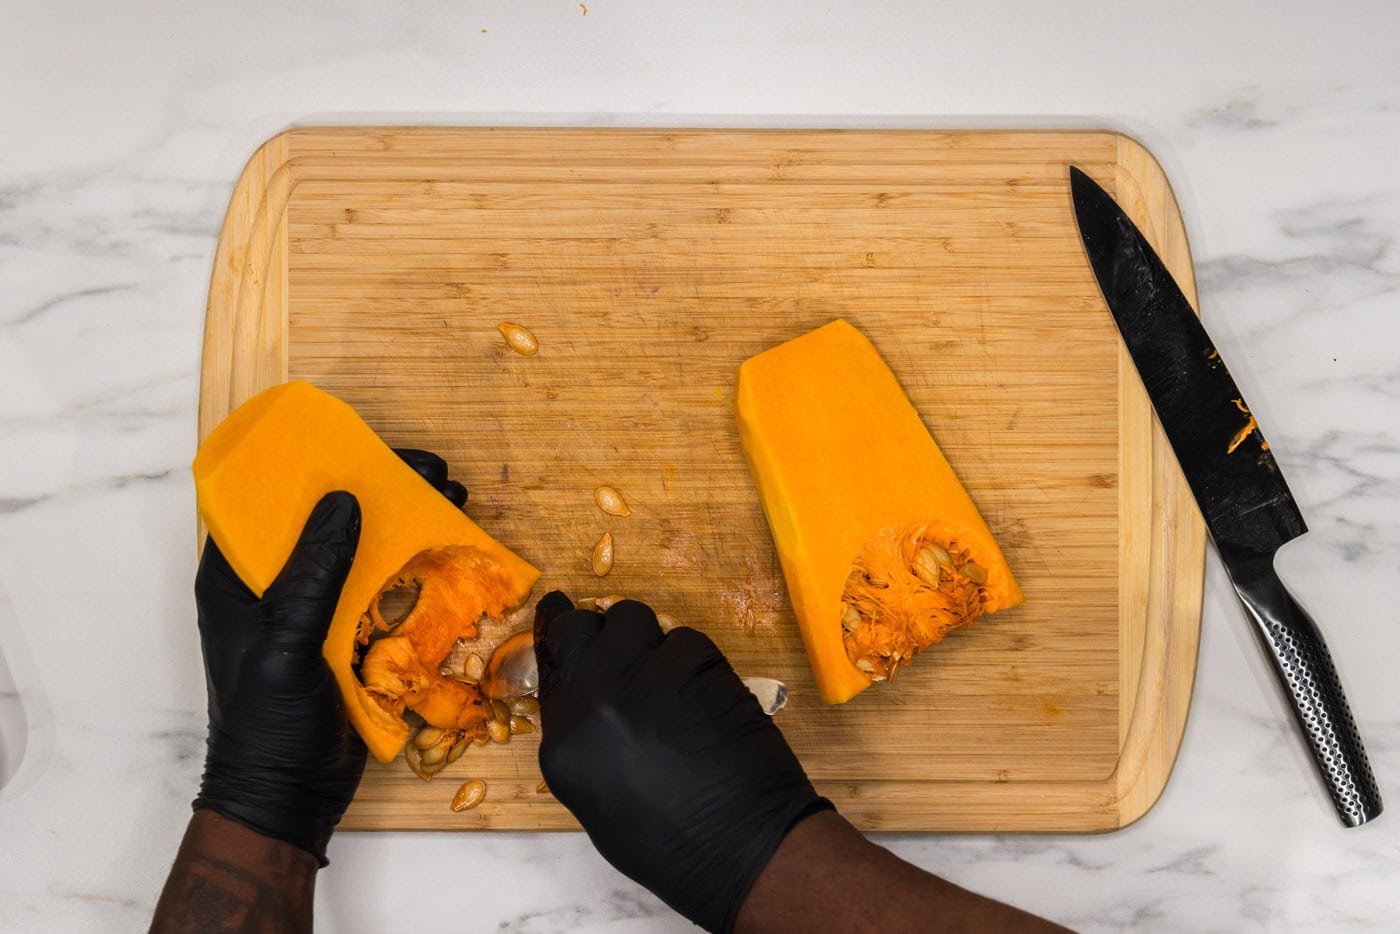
[1068,166,1382,827]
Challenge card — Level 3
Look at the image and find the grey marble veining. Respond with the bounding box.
[2,1,1398,930]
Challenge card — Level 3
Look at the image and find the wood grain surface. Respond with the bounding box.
[199,127,1206,832]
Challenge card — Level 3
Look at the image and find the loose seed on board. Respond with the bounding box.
[594,594,626,612]
[446,739,468,764]
[509,696,540,716]
[841,605,863,632]
[463,653,485,683]
[472,732,490,747]
[490,699,511,724]
[656,613,678,633]
[960,562,989,585]
[487,718,511,744]
[509,715,535,734]
[592,532,615,577]
[594,486,631,517]
[419,742,449,768]
[450,780,487,812]
[497,322,538,355]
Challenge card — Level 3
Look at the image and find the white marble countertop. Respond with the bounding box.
[2,2,1397,930]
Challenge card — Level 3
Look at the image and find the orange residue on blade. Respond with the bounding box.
[1227,398,1259,454]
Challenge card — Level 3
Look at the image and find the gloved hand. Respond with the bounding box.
[192,491,365,866]
[191,448,467,865]
[534,592,833,933]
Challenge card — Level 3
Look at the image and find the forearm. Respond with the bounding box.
[151,810,318,934]
[736,810,1071,934]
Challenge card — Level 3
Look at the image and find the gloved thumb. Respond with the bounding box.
[264,491,362,654]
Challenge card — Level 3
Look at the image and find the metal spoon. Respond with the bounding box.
[478,629,788,715]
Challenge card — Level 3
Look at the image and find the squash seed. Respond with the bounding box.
[509,696,540,716]
[490,699,511,724]
[487,718,511,744]
[960,561,989,585]
[841,605,863,632]
[536,780,550,795]
[420,742,450,768]
[912,548,943,588]
[923,542,953,570]
[595,594,626,612]
[594,486,631,517]
[450,779,487,812]
[463,653,485,683]
[509,715,535,734]
[656,613,678,633]
[405,745,433,782]
[447,739,469,764]
[592,532,615,577]
[472,732,490,747]
[413,726,446,750]
[497,322,538,355]
[855,658,877,673]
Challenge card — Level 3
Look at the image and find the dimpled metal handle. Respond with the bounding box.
[1224,546,1383,827]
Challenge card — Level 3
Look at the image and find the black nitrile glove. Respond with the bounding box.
[192,491,365,866]
[534,591,833,933]
[394,448,468,508]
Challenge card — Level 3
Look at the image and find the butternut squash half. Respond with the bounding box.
[193,381,539,762]
[735,319,1023,704]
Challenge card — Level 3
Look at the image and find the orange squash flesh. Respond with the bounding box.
[193,381,539,762]
[735,319,1023,704]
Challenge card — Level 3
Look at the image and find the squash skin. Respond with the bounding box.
[193,381,539,762]
[735,320,1023,704]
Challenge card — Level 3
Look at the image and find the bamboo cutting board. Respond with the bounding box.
[199,127,1205,832]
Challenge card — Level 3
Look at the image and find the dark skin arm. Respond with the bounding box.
[150,811,317,934]
[737,810,1071,933]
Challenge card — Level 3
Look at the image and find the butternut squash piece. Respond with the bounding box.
[735,320,1023,704]
[193,381,539,762]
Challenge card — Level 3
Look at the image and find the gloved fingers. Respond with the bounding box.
[263,491,362,654]
[534,590,575,634]
[649,625,751,701]
[652,624,728,670]
[440,480,468,508]
[395,448,469,506]
[534,592,604,698]
[587,600,665,674]
[394,448,449,489]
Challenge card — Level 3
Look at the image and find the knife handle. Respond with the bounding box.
[1225,550,1383,827]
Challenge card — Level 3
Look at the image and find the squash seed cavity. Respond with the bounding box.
[840,526,993,684]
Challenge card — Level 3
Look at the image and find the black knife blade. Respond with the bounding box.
[1069,166,1382,827]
